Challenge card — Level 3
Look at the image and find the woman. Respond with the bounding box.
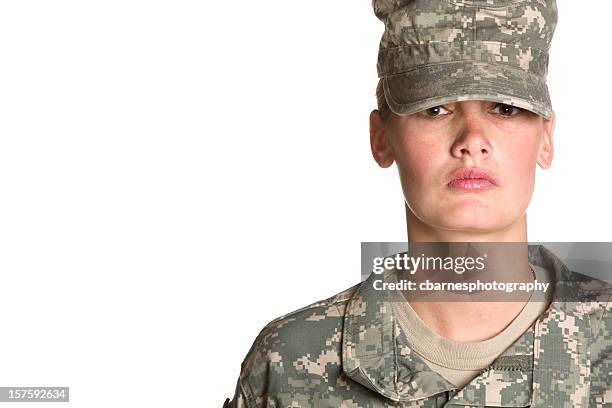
[224,0,611,406]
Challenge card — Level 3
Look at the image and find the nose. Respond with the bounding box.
[450,109,492,162]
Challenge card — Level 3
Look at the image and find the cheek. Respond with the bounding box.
[500,134,540,196]
[394,138,443,190]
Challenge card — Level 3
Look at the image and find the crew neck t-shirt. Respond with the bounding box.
[391,263,554,389]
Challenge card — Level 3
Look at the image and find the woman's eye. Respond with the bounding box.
[422,106,450,117]
[492,103,522,117]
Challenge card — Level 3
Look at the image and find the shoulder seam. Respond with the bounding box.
[263,285,358,328]
[592,292,612,339]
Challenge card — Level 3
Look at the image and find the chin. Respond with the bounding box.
[408,198,521,235]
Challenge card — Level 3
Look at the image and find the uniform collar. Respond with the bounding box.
[341,244,604,406]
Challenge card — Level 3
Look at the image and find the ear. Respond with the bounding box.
[536,112,555,169]
[369,109,395,168]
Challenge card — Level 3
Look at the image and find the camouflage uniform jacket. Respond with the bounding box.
[225,245,611,407]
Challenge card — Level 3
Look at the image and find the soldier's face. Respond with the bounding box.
[370,100,555,235]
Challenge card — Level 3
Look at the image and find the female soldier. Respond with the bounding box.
[224,0,611,406]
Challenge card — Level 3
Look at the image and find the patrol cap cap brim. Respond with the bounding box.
[383,61,553,120]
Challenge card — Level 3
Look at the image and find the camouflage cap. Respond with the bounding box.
[372,0,557,119]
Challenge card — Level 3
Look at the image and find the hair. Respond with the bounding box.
[376,78,393,126]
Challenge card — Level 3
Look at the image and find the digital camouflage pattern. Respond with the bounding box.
[224,245,611,407]
[373,0,557,119]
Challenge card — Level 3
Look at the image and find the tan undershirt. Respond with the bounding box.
[392,263,553,389]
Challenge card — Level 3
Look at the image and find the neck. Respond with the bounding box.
[403,205,533,342]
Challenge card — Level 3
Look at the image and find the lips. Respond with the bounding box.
[446,168,498,192]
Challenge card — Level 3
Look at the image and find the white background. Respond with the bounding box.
[0,1,609,407]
